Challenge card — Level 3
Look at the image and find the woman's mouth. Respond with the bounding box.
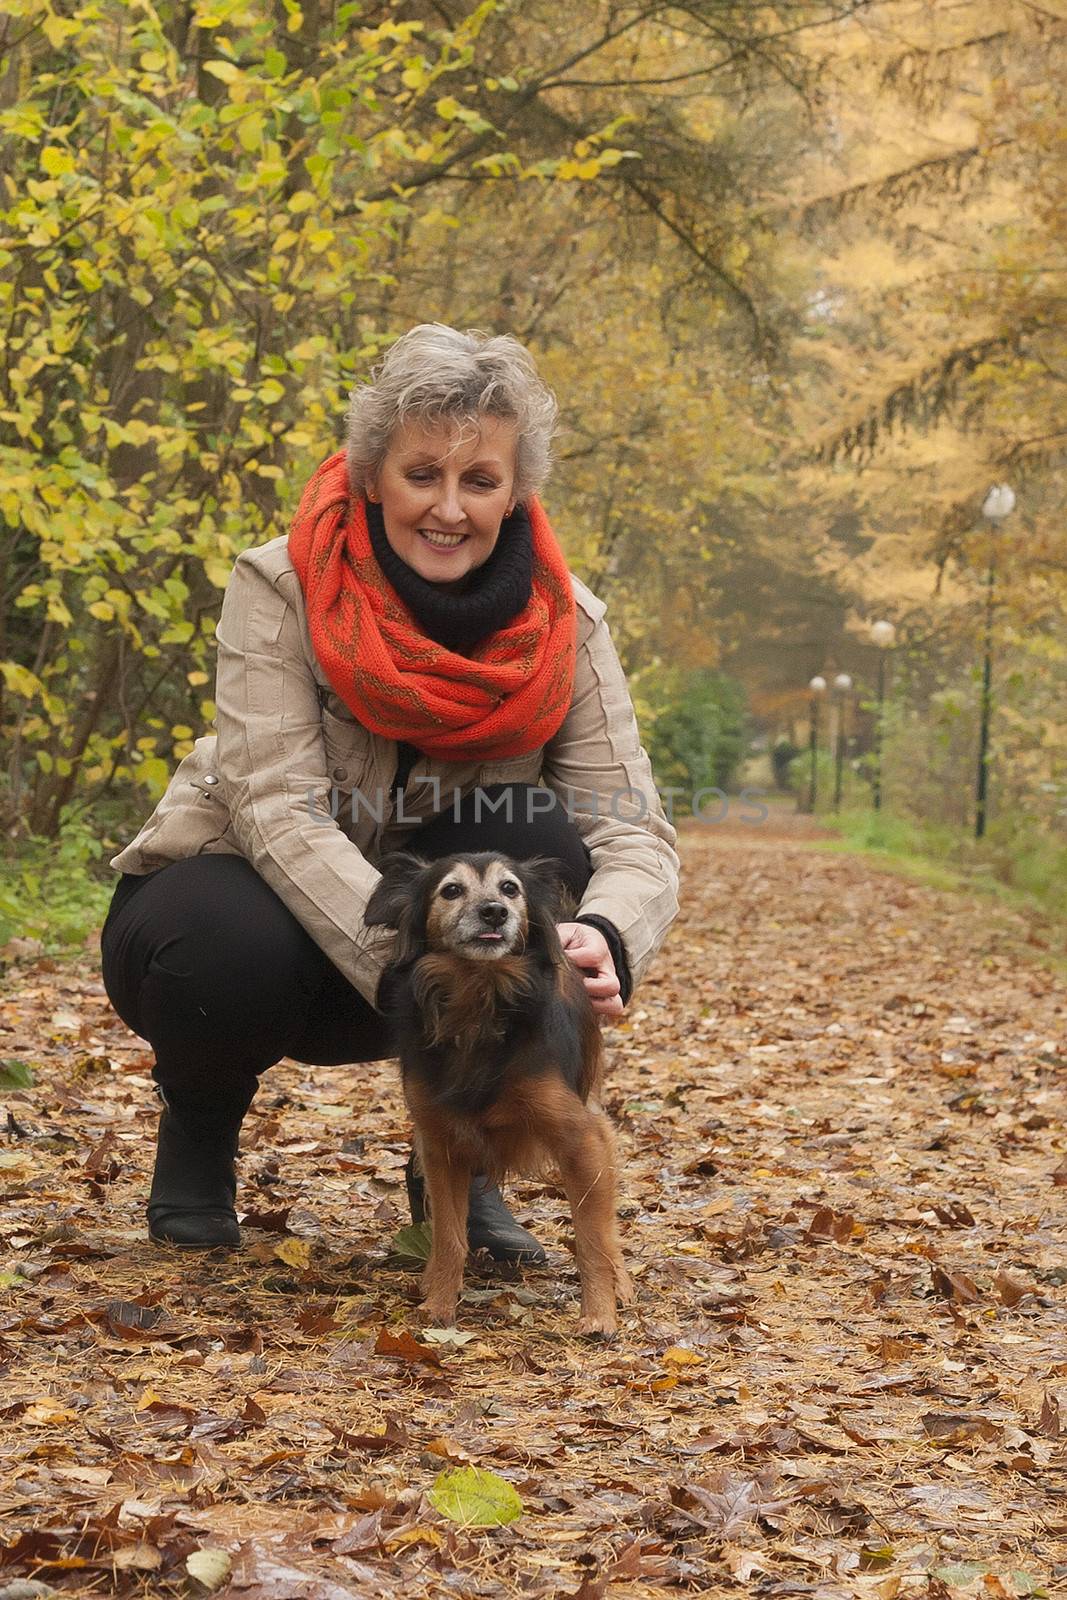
[418,528,468,550]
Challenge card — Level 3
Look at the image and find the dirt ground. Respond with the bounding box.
[0,820,1064,1599]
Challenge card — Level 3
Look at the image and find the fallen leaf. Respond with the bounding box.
[374,1326,443,1369]
[112,1543,161,1571]
[420,1325,476,1347]
[327,1414,407,1456]
[805,1205,856,1243]
[273,1236,312,1270]
[921,1411,999,1444]
[994,1269,1035,1307]
[930,1264,980,1303]
[669,1471,794,1537]
[662,1345,705,1367]
[24,1402,80,1426]
[1036,1394,1062,1439]
[391,1222,433,1262]
[382,1525,444,1551]
[424,1435,471,1464]
[0,1060,34,1089]
[0,937,44,963]
[104,1300,167,1341]
[185,1547,233,1590]
[428,1465,523,1527]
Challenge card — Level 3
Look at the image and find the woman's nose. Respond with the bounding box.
[432,480,465,525]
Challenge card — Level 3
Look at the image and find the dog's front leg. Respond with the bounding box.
[416,1136,471,1327]
[555,1106,633,1339]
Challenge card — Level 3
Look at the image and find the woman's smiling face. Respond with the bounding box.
[368,415,519,590]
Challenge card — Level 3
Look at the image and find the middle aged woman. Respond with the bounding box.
[100,323,680,1263]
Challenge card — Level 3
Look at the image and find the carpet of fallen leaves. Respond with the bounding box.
[0,817,1065,1600]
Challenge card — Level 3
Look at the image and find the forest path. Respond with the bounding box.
[0,823,1063,1598]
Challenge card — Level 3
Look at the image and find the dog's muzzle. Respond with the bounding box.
[456,898,520,958]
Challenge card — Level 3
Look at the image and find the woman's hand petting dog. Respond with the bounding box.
[556,922,623,1018]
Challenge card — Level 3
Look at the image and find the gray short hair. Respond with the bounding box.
[345,323,559,504]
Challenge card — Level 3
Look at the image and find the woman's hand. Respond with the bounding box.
[556,922,624,1018]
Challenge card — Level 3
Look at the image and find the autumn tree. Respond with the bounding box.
[766,1,1067,832]
[1,0,881,839]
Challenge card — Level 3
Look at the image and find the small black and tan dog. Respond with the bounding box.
[365,851,633,1337]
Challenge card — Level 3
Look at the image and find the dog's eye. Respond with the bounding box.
[439,882,464,900]
[499,880,521,897]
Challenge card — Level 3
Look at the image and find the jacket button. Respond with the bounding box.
[203,774,219,786]
[332,766,347,781]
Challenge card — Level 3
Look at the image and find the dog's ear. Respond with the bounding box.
[516,855,572,955]
[364,853,431,930]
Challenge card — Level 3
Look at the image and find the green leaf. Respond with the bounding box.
[392,1222,432,1262]
[238,113,265,152]
[931,1564,991,1586]
[0,1060,35,1088]
[0,1271,26,1289]
[429,1466,522,1527]
[135,757,172,795]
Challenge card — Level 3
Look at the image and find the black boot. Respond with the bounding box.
[147,1099,241,1249]
[405,1151,547,1265]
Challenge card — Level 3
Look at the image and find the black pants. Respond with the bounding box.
[100,785,592,1133]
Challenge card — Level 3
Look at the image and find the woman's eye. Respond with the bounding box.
[440,882,464,900]
[500,881,520,897]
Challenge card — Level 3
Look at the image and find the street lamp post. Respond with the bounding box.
[870,620,896,811]
[974,483,1016,841]
[833,673,853,813]
[808,675,827,814]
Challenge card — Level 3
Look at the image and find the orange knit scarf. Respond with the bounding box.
[287,452,577,760]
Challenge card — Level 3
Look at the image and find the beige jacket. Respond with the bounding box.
[110,535,680,1005]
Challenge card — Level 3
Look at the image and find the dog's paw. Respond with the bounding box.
[615,1268,635,1306]
[418,1299,458,1329]
[576,1313,618,1341]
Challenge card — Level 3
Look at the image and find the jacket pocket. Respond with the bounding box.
[317,687,374,789]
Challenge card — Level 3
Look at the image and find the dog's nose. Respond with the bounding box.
[478,900,508,929]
